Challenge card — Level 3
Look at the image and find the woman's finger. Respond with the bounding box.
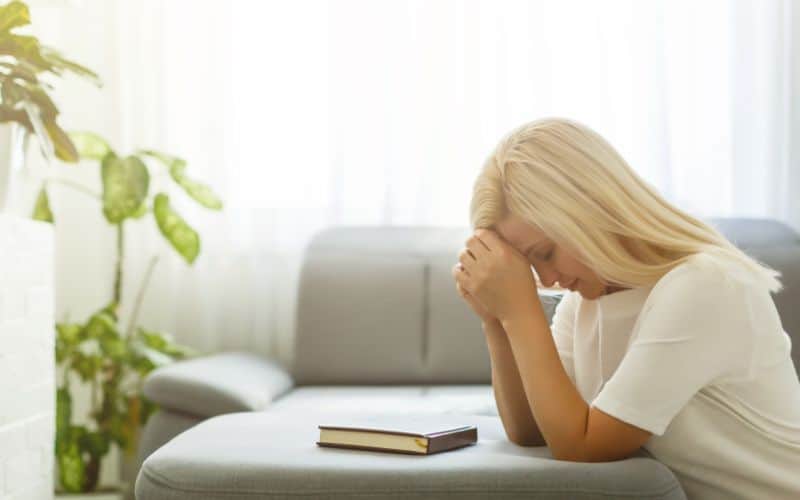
[456,253,475,276]
[466,234,490,259]
[452,262,467,280]
[458,247,476,266]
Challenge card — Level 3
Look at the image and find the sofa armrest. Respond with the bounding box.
[143,351,295,418]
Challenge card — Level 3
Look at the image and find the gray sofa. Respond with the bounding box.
[134,217,800,499]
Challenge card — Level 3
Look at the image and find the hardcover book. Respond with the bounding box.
[317,415,478,455]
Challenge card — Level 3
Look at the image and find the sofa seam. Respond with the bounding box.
[421,261,430,366]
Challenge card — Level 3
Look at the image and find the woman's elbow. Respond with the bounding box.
[507,431,546,447]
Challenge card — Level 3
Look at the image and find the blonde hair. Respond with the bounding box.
[470,117,783,293]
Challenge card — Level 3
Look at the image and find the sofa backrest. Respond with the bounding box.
[289,218,800,385]
[708,218,800,370]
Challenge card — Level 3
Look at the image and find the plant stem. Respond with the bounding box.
[126,256,159,338]
[114,223,124,306]
[45,178,101,199]
[91,372,97,415]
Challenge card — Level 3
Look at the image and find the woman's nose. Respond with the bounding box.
[536,264,560,288]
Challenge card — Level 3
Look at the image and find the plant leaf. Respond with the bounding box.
[128,338,173,378]
[55,322,84,364]
[26,84,58,118]
[109,412,128,449]
[0,33,52,71]
[127,340,157,376]
[153,193,200,264]
[139,150,223,210]
[0,61,37,83]
[101,154,150,223]
[0,103,33,131]
[40,45,102,86]
[138,149,184,170]
[70,351,103,382]
[68,131,113,160]
[21,99,54,160]
[1,79,71,161]
[55,387,72,453]
[57,437,85,492]
[99,334,127,360]
[99,301,119,322]
[130,201,148,218]
[45,119,79,163]
[138,328,194,359]
[32,184,53,223]
[83,311,117,340]
[83,311,127,360]
[169,162,223,210]
[79,430,110,458]
[0,1,30,34]
[0,77,21,104]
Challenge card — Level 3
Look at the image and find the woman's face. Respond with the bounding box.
[493,212,625,299]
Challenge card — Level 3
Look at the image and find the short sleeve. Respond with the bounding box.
[549,291,580,386]
[591,258,755,436]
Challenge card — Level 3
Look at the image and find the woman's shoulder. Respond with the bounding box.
[657,251,754,290]
[644,251,762,317]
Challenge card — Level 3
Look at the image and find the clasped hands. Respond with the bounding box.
[451,228,540,326]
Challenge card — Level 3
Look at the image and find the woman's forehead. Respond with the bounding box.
[494,214,548,248]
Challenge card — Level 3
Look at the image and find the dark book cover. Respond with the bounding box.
[317,415,479,455]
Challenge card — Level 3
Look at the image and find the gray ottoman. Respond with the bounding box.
[135,411,686,500]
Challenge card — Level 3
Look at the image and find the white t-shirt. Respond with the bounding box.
[550,251,800,500]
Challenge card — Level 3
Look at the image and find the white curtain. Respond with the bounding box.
[36,0,800,364]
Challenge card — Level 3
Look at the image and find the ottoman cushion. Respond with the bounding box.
[136,411,686,500]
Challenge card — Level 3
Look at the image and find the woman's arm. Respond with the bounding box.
[483,318,546,446]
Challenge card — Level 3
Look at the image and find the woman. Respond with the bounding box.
[452,117,800,500]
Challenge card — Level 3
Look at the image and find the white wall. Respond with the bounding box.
[0,215,54,500]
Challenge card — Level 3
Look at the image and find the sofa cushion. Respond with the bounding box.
[136,411,686,500]
[706,217,800,247]
[143,352,294,417]
[292,251,429,385]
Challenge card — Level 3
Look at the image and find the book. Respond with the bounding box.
[316,415,478,455]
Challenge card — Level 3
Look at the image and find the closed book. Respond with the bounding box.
[316,415,478,455]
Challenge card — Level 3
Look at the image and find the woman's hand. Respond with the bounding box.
[453,228,540,325]
[452,267,495,323]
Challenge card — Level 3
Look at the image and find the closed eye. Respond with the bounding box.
[529,248,553,262]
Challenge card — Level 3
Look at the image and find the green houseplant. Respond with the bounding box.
[0,0,100,163]
[44,132,223,493]
[0,1,224,493]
